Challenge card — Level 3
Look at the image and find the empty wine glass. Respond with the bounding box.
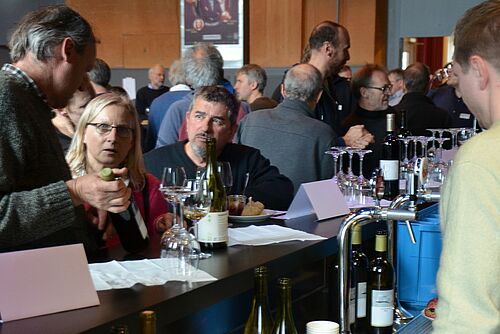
[398,137,412,169]
[217,161,233,194]
[325,147,346,185]
[159,167,187,233]
[356,149,372,187]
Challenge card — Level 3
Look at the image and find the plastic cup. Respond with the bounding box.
[306,320,339,334]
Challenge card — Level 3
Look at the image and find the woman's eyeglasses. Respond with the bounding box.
[87,123,134,138]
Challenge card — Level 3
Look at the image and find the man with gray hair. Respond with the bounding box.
[156,42,250,147]
[234,64,277,111]
[144,59,191,152]
[0,5,131,253]
[236,63,370,192]
[135,64,169,120]
[144,86,293,210]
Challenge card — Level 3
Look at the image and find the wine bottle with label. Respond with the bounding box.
[351,225,369,334]
[380,113,400,200]
[271,278,298,334]
[368,231,394,334]
[244,266,273,334]
[100,168,149,253]
[140,310,156,334]
[197,137,228,250]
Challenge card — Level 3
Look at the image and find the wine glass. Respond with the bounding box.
[183,178,212,259]
[217,161,233,194]
[325,147,346,185]
[159,167,187,233]
[446,128,463,149]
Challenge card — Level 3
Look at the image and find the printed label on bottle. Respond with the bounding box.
[370,289,394,327]
[357,282,367,318]
[349,287,356,324]
[197,211,228,243]
[379,160,399,181]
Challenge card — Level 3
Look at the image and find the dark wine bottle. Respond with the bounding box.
[351,225,369,334]
[244,266,273,334]
[140,310,156,334]
[100,168,149,253]
[271,278,298,334]
[380,113,400,200]
[197,137,228,250]
[368,231,394,334]
[397,109,412,161]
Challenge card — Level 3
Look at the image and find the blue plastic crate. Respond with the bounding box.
[397,204,442,308]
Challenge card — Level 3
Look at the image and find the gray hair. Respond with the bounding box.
[9,5,95,63]
[284,63,323,103]
[182,43,223,88]
[88,58,111,87]
[236,64,268,93]
[168,59,187,86]
[189,86,239,126]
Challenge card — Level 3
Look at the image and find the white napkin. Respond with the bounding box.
[88,259,217,291]
[228,225,326,246]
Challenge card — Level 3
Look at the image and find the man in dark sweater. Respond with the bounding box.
[0,5,131,253]
[135,64,170,121]
[144,86,293,210]
[396,62,451,135]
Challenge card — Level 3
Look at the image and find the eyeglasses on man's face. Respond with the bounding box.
[365,84,392,94]
[87,123,134,138]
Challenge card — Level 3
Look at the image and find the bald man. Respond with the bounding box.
[135,64,170,121]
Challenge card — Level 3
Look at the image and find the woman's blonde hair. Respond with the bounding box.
[66,92,145,191]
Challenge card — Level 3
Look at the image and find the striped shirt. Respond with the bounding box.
[1,63,47,103]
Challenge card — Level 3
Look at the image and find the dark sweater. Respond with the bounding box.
[144,141,294,210]
[135,85,169,120]
[0,66,92,252]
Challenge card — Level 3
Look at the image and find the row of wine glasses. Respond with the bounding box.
[325,147,373,203]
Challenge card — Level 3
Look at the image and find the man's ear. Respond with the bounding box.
[469,55,489,91]
[249,80,258,91]
[61,37,75,62]
[360,87,368,98]
[324,41,334,58]
[280,83,286,98]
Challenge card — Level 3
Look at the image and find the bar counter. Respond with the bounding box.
[0,214,356,334]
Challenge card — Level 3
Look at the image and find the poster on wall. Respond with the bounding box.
[181,0,244,68]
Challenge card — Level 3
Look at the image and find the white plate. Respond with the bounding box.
[421,309,435,321]
[229,209,275,223]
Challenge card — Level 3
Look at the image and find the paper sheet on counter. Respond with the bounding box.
[228,224,326,246]
[89,258,217,291]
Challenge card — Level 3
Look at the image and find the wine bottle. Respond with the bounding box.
[140,310,156,334]
[380,113,400,200]
[100,168,149,253]
[351,225,369,334]
[368,231,394,334]
[197,137,228,250]
[244,266,273,334]
[271,278,298,334]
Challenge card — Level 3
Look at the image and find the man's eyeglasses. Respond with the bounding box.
[87,123,134,138]
[365,84,392,94]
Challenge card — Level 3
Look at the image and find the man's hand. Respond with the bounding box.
[66,167,132,212]
[342,125,375,148]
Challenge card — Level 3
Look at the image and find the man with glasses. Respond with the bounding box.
[395,62,451,135]
[343,64,394,177]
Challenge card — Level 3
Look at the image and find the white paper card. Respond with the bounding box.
[122,77,136,100]
[0,244,99,322]
[284,179,350,220]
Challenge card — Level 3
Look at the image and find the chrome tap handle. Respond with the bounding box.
[405,220,417,244]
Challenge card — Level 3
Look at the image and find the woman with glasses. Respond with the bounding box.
[66,92,172,251]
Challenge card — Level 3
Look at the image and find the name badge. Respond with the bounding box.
[459,113,471,119]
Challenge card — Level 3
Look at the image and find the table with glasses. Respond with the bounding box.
[0,213,375,334]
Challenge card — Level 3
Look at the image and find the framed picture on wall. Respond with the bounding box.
[181,0,244,68]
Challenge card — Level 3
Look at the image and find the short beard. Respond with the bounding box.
[190,141,207,159]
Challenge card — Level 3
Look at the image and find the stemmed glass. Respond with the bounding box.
[325,147,346,185]
[398,137,412,170]
[407,136,420,167]
[217,161,233,194]
[159,167,187,235]
[446,128,463,149]
[356,149,372,187]
[426,129,447,163]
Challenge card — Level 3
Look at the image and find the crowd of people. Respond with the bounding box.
[0,2,498,333]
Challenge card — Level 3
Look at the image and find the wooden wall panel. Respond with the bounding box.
[66,0,387,68]
[248,0,303,67]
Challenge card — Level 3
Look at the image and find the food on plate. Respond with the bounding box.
[241,197,265,216]
[424,297,438,319]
